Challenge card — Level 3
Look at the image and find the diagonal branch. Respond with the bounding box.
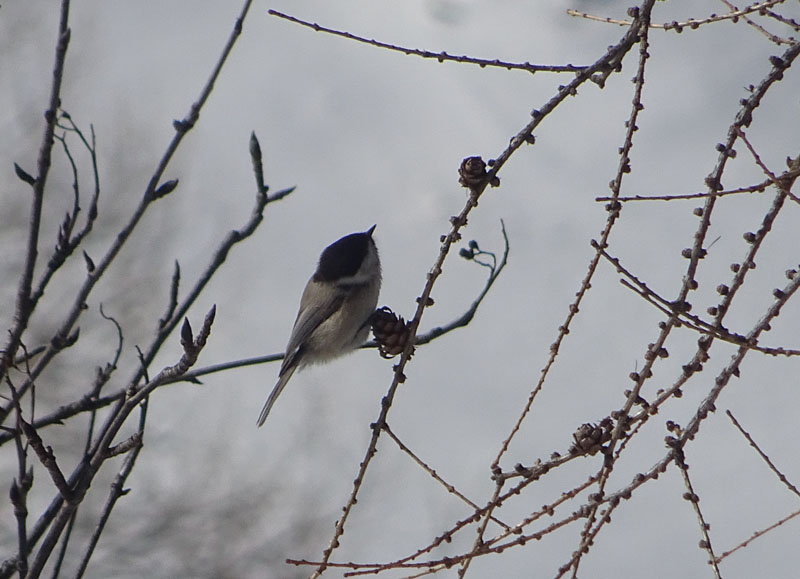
[715,507,800,563]
[726,410,800,498]
[673,448,722,579]
[382,423,510,531]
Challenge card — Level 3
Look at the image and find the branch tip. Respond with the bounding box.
[181,318,193,349]
[153,179,179,200]
[82,250,95,273]
[14,163,36,186]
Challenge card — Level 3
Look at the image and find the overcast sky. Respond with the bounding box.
[2,1,800,578]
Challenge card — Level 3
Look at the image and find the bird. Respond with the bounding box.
[257,225,381,426]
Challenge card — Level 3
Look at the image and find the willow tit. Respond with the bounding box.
[257,226,381,426]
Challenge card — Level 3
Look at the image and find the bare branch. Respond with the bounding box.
[567,0,786,34]
[0,0,258,427]
[0,0,72,382]
[18,416,73,502]
[268,10,586,74]
[72,403,147,579]
[22,306,216,578]
[735,128,800,204]
[719,0,793,45]
[673,449,722,579]
[726,410,800,498]
[594,179,777,202]
[158,261,181,331]
[382,423,511,531]
[416,221,510,346]
[715,507,800,563]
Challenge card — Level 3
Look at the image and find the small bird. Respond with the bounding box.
[257,226,382,426]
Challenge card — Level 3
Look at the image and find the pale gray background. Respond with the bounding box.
[2,1,799,578]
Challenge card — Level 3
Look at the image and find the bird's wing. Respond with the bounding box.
[280,287,345,374]
[257,288,345,427]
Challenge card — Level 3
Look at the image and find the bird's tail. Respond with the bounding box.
[256,364,298,427]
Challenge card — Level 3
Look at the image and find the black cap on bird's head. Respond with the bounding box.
[314,225,377,282]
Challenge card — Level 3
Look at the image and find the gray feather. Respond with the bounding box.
[256,363,299,427]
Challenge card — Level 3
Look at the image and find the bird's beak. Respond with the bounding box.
[367,224,376,237]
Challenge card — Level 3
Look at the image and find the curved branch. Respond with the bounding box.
[268,10,586,74]
[416,221,509,346]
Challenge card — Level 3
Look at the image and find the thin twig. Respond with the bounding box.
[720,0,792,45]
[726,410,800,498]
[715,507,800,563]
[594,179,775,202]
[72,402,148,579]
[762,8,800,33]
[673,449,722,579]
[9,383,31,578]
[24,113,103,330]
[458,481,502,577]
[567,0,785,32]
[0,0,71,384]
[333,453,590,575]
[382,423,510,531]
[268,10,586,74]
[18,416,72,502]
[158,261,181,330]
[416,221,509,346]
[594,244,800,357]
[735,127,800,204]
